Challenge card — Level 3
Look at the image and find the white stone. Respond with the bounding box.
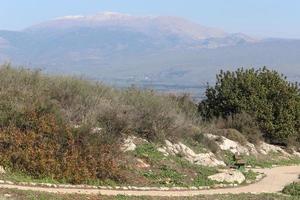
[91,127,102,134]
[136,158,150,168]
[157,147,169,156]
[205,133,250,155]
[258,142,290,156]
[208,170,245,184]
[161,140,225,167]
[0,166,5,174]
[121,136,137,152]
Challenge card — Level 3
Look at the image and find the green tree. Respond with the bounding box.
[199,67,300,145]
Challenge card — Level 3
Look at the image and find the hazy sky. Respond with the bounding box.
[1,0,299,38]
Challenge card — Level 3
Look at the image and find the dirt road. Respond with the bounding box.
[0,165,299,196]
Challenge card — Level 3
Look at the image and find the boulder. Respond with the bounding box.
[162,140,226,167]
[157,147,169,156]
[208,170,245,184]
[136,158,150,169]
[121,136,137,152]
[205,134,250,155]
[193,153,226,167]
[258,142,290,156]
[0,166,5,174]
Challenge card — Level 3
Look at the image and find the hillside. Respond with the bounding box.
[0,64,300,193]
[0,12,299,97]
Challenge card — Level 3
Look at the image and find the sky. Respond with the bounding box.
[0,0,300,38]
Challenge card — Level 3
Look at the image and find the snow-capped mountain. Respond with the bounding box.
[0,12,299,95]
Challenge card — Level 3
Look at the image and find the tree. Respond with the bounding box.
[199,67,300,145]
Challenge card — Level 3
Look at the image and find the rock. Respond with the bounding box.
[121,136,137,152]
[292,149,300,157]
[193,153,226,167]
[205,134,250,155]
[0,166,5,174]
[157,147,169,156]
[246,143,258,155]
[208,170,245,184]
[258,142,290,156]
[91,127,102,134]
[136,158,150,169]
[162,140,225,167]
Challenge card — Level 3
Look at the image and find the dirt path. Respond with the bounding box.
[0,165,299,197]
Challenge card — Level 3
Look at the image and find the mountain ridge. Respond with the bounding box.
[0,12,299,97]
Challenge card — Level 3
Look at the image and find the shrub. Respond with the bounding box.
[193,133,220,153]
[0,64,204,183]
[282,182,300,196]
[199,67,300,145]
[215,113,262,144]
[0,105,122,184]
[0,65,201,143]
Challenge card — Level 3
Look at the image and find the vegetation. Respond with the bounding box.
[199,67,300,146]
[0,188,296,200]
[131,143,218,187]
[1,64,300,188]
[282,182,300,197]
[0,64,201,185]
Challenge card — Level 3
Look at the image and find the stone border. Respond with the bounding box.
[0,172,265,191]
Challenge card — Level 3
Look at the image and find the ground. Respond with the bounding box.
[0,189,297,200]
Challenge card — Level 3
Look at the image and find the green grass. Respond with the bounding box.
[171,156,218,186]
[0,168,118,187]
[134,143,166,164]
[0,169,63,184]
[243,170,259,182]
[282,182,300,197]
[0,189,296,200]
[244,155,300,168]
[142,166,185,186]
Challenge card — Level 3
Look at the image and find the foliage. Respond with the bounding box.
[0,64,199,142]
[199,67,300,145]
[0,105,121,184]
[0,64,205,184]
[243,170,258,182]
[134,143,165,164]
[282,182,300,196]
[214,113,262,144]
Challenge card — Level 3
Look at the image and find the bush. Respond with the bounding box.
[282,182,300,196]
[0,104,122,184]
[0,64,203,183]
[193,133,220,153]
[215,113,262,144]
[0,65,200,142]
[199,67,300,145]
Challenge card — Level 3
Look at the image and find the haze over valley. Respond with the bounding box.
[1,12,300,97]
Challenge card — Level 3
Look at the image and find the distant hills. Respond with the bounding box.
[0,12,299,97]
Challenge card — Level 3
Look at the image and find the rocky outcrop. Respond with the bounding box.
[0,166,5,174]
[121,136,137,152]
[258,142,289,156]
[136,159,150,169]
[208,170,245,184]
[158,140,226,167]
[205,133,295,157]
[205,133,255,155]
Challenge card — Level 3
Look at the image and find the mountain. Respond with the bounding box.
[0,12,299,97]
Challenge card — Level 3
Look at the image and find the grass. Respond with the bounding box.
[131,143,219,187]
[0,168,119,187]
[243,170,259,182]
[244,154,300,168]
[134,143,166,164]
[282,182,300,197]
[0,65,205,185]
[0,189,296,200]
[142,166,185,186]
